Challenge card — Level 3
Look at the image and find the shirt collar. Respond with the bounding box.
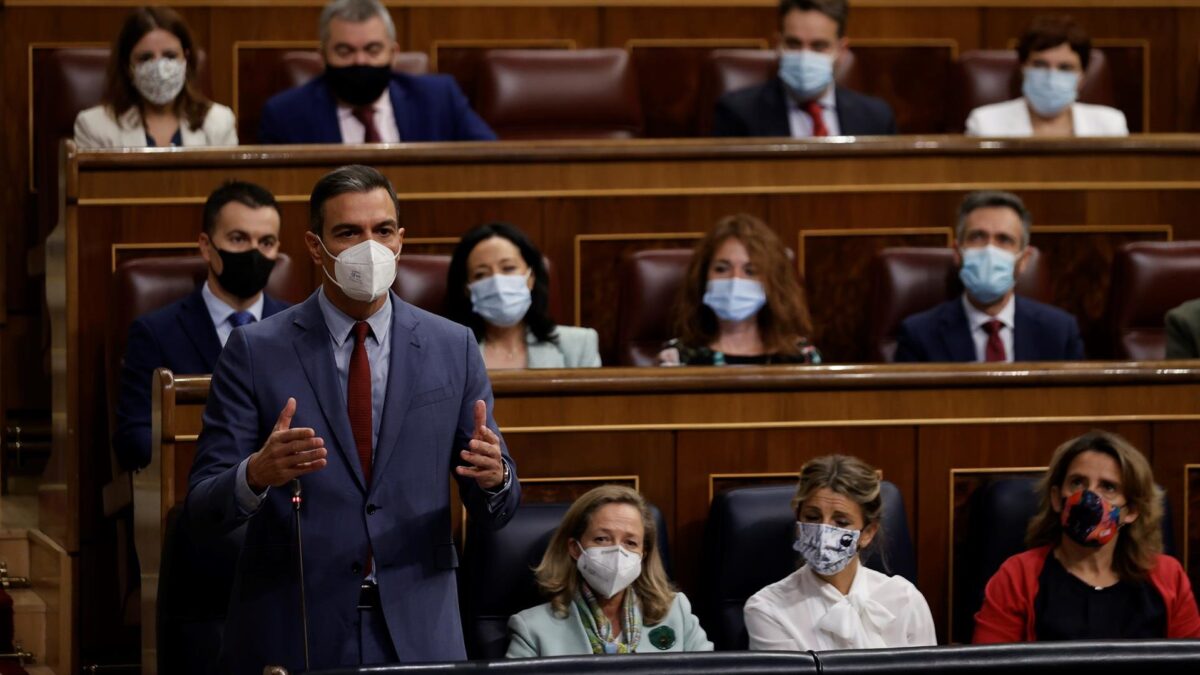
[961,292,1016,331]
[786,85,838,113]
[317,287,393,347]
[201,280,264,327]
[336,87,393,120]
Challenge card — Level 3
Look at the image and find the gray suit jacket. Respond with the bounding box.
[480,325,601,368]
[1166,298,1200,359]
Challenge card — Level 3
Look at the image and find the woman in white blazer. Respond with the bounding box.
[507,485,712,657]
[966,16,1127,138]
[448,222,602,369]
[74,7,236,149]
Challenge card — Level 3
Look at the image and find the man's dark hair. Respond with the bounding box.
[956,191,1032,249]
[778,0,848,37]
[202,180,279,236]
[1017,15,1091,71]
[309,164,400,236]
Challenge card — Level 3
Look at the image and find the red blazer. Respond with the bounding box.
[974,544,1200,643]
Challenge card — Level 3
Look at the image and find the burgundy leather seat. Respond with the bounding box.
[867,247,1050,363]
[1102,242,1200,360]
[476,49,643,140]
[948,49,1114,133]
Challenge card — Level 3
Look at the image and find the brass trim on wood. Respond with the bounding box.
[520,474,641,491]
[1031,224,1173,239]
[572,231,703,326]
[430,38,576,72]
[624,38,769,50]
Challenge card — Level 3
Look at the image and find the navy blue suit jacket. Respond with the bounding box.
[186,291,520,673]
[258,73,496,144]
[113,288,289,471]
[712,78,897,137]
[894,295,1085,363]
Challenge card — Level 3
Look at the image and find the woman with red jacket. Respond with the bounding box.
[974,430,1200,642]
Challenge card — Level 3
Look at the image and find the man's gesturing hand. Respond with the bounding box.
[456,400,505,490]
[246,397,327,493]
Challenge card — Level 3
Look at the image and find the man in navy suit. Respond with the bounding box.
[187,165,520,672]
[113,180,290,471]
[713,0,896,138]
[895,191,1085,363]
[259,0,495,144]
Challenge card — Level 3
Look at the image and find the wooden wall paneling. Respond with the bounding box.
[600,7,775,47]
[845,41,957,133]
[232,41,320,144]
[1175,9,1200,131]
[1189,464,1200,596]
[851,7,983,53]
[798,227,953,363]
[1093,39,1150,133]
[917,422,1151,643]
[432,40,576,106]
[1148,422,1200,580]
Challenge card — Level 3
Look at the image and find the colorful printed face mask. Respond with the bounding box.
[794,521,860,576]
[1060,489,1122,547]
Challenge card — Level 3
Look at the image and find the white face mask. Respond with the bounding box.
[318,238,400,302]
[575,544,642,598]
[132,57,187,106]
[794,521,861,576]
[468,272,532,328]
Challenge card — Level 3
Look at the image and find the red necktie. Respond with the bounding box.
[805,100,828,137]
[351,106,382,143]
[984,320,1007,362]
[348,321,373,485]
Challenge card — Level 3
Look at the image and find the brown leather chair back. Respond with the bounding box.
[1103,242,1200,360]
[867,246,1050,363]
[476,49,643,140]
[237,50,428,144]
[696,49,859,135]
[948,49,1114,133]
[617,249,694,366]
[393,254,559,320]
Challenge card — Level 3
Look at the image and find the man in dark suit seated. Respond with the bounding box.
[113,180,290,471]
[259,0,495,144]
[713,0,897,138]
[895,191,1085,363]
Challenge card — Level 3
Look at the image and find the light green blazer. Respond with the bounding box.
[1166,298,1200,359]
[479,325,602,368]
[506,592,713,658]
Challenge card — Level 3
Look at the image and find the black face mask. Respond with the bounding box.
[324,64,391,107]
[214,248,276,299]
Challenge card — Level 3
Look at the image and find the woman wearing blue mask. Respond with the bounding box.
[745,455,935,650]
[974,431,1200,643]
[658,214,820,366]
[965,16,1127,137]
[447,222,600,369]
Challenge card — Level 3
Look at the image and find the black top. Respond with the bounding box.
[1034,551,1167,640]
[145,128,183,147]
[664,337,822,366]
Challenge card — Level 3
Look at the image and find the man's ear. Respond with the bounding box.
[835,36,850,63]
[952,244,963,268]
[1014,247,1032,277]
[304,231,325,266]
[198,232,214,264]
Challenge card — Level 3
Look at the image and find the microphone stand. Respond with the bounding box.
[292,479,310,672]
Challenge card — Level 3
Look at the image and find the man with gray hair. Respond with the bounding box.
[894,190,1084,362]
[259,0,495,144]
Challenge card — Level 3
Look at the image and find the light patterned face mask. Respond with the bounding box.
[794,521,860,576]
[132,57,187,106]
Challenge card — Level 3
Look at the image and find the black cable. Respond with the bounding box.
[292,479,310,672]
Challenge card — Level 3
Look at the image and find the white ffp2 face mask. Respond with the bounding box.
[575,544,642,598]
[469,272,532,327]
[318,238,400,302]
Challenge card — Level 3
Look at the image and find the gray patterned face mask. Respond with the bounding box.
[793,521,860,576]
[132,57,187,106]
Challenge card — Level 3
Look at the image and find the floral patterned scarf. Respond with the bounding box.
[573,582,642,654]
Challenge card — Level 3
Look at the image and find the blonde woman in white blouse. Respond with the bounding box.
[744,455,936,650]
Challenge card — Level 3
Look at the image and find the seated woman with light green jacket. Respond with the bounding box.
[506,485,713,657]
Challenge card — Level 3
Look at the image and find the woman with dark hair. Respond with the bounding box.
[658,214,820,366]
[75,6,236,148]
[447,222,600,369]
[974,430,1200,642]
[965,16,1126,137]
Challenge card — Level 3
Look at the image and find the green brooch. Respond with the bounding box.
[648,625,676,650]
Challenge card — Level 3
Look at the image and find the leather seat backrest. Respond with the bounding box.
[949,49,1114,133]
[1103,241,1200,360]
[701,482,915,651]
[459,500,671,660]
[394,254,557,320]
[616,249,694,366]
[867,246,1050,363]
[476,49,643,140]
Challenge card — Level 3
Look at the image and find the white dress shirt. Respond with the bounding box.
[786,87,840,138]
[200,281,264,348]
[744,564,936,651]
[964,97,1128,137]
[962,293,1016,363]
[336,89,401,144]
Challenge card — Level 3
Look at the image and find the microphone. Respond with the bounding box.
[292,478,310,672]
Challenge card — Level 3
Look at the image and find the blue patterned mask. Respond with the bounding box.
[1022,67,1079,118]
[779,50,834,100]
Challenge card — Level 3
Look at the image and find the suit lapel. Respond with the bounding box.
[311,76,345,143]
[369,296,422,494]
[762,79,793,137]
[939,300,978,362]
[834,87,862,135]
[178,289,223,371]
[292,294,366,491]
[1012,296,1038,361]
[388,79,412,141]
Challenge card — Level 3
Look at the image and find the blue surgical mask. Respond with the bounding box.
[959,245,1018,305]
[469,272,532,328]
[779,50,834,101]
[1022,67,1079,118]
[703,278,767,322]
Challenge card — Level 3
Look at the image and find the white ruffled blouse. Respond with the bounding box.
[744,564,936,650]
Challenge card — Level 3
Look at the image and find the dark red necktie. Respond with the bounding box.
[351,106,382,143]
[805,100,829,137]
[984,319,1007,362]
[348,321,373,485]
